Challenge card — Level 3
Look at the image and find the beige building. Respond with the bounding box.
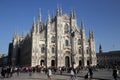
[10,7,97,68]
[97,49,120,67]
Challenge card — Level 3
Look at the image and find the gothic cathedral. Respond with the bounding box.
[10,7,97,68]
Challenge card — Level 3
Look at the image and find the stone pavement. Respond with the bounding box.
[0,69,120,80]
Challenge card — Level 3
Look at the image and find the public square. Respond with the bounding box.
[0,69,120,80]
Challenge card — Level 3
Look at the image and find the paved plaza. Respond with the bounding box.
[0,69,120,80]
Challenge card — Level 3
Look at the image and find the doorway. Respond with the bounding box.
[87,60,90,66]
[79,60,82,66]
[40,60,44,66]
[65,56,70,67]
[51,60,55,67]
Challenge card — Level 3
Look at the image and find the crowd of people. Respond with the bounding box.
[0,66,21,78]
[0,65,119,80]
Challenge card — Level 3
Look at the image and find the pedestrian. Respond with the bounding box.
[60,67,62,75]
[17,67,20,76]
[112,66,118,80]
[29,68,32,76]
[88,66,93,79]
[70,68,75,80]
[10,66,13,77]
[47,68,52,80]
[1,66,5,78]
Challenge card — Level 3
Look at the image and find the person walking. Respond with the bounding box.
[47,68,52,80]
[88,66,93,80]
[112,66,118,80]
[70,68,75,80]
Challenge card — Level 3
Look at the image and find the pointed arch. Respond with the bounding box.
[51,60,55,67]
[78,39,81,45]
[41,47,45,53]
[64,24,70,34]
[79,48,82,54]
[51,36,55,43]
[51,47,55,53]
[65,39,69,46]
[65,56,70,67]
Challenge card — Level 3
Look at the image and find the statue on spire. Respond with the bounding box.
[73,9,76,19]
[81,20,84,29]
[59,5,62,16]
[89,28,94,39]
[32,17,36,33]
[38,8,41,23]
[70,9,73,19]
[57,4,59,16]
[14,31,18,39]
[47,11,50,24]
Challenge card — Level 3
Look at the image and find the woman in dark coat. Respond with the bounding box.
[89,67,93,79]
[112,66,118,80]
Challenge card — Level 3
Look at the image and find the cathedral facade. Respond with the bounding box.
[10,7,97,68]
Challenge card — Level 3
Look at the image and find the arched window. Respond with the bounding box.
[41,47,45,53]
[79,48,82,54]
[51,36,55,43]
[64,24,69,34]
[52,47,55,53]
[78,39,81,45]
[86,47,89,54]
[65,40,69,46]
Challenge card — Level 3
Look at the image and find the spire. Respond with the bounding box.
[14,31,18,39]
[59,5,62,16]
[81,20,85,39]
[99,44,102,54]
[89,28,92,39]
[89,28,94,39]
[38,8,41,23]
[37,19,40,33]
[52,10,54,21]
[89,28,91,38]
[33,17,36,25]
[32,17,36,33]
[81,20,84,30]
[91,30,94,39]
[57,4,59,16]
[73,9,76,19]
[70,9,73,19]
[47,11,50,24]
[37,8,41,33]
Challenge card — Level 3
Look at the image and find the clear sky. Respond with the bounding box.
[0,0,120,54]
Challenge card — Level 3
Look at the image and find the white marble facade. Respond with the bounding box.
[12,7,97,68]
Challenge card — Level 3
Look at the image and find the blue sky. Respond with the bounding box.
[0,0,120,54]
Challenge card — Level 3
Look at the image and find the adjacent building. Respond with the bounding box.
[97,45,120,67]
[0,54,8,66]
[9,7,97,68]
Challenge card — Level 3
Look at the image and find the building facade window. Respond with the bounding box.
[86,48,89,54]
[64,24,69,34]
[65,40,69,46]
[52,47,55,53]
[41,47,45,53]
[79,48,82,54]
[78,39,81,45]
[51,36,55,43]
